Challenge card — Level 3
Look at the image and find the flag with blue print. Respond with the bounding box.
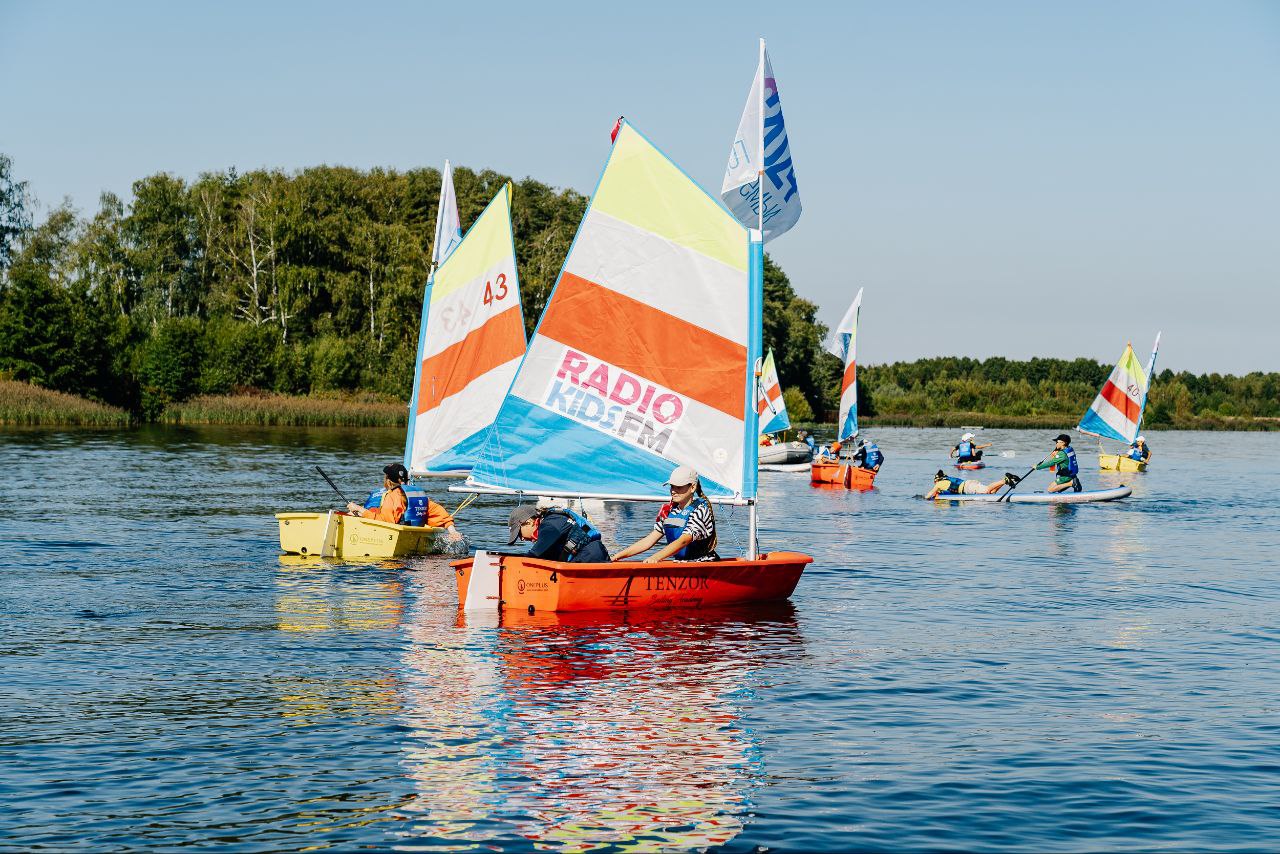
[431,160,463,266]
[721,41,802,242]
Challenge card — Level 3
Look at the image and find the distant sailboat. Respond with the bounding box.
[404,181,527,475]
[1077,332,1161,472]
[811,288,874,489]
[758,349,810,468]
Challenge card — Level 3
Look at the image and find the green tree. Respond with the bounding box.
[0,153,33,275]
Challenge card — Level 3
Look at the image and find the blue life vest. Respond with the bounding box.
[865,442,883,468]
[958,440,974,458]
[543,508,602,557]
[1127,444,1147,461]
[363,484,433,526]
[659,497,715,560]
[937,476,965,494]
[803,435,816,450]
[1055,446,1079,476]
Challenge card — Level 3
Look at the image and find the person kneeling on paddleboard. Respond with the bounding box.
[614,465,720,564]
[507,504,609,563]
[926,469,1014,499]
[950,433,992,464]
[1127,436,1151,463]
[1035,434,1082,493]
[348,463,465,543]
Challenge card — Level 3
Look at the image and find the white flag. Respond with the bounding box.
[431,160,463,267]
[721,41,802,241]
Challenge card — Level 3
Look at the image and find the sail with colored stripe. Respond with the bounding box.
[1137,331,1161,434]
[757,349,790,435]
[825,288,863,442]
[469,121,762,500]
[1077,342,1149,444]
[431,160,463,267]
[404,184,526,475]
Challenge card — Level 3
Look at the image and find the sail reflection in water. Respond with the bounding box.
[396,598,803,849]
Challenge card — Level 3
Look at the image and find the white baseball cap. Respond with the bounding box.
[1136,435,1145,443]
[962,432,975,441]
[665,465,699,487]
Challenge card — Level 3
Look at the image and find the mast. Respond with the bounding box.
[746,36,766,560]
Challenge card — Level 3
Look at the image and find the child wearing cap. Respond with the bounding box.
[613,465,720,563]
[347,462,464,541]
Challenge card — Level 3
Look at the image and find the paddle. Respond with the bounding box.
[315,465,354,507]
[997,458,1046,503]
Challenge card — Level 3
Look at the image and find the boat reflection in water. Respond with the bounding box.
[397,588,804,850]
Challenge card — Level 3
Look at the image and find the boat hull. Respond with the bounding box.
[1098,453,1147,472]
[935,485,1133,504]
[759,442,812,465]
[810,461,876,490]
[451,551,813,613]
[276,511,441,558]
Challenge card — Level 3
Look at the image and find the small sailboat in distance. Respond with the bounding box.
[811,288,874,489]
[758,349,811,469]
[1078,332,1161,472]
[450,120,812,614]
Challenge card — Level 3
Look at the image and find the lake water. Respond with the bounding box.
[3,426,1280,851]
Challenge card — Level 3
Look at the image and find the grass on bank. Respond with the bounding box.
[0,379,131,426]
[161,391,407,427]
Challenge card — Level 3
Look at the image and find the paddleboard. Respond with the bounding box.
[954,461,986,470]
[933,485,1132,504]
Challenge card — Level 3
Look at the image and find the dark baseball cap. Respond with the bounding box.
[383,462,409,482]
[1055,433,1072,444]
[507,505,539,545]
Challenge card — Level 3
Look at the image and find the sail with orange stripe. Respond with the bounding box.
[404,183,526,475]
[1077,341,1149,444]
[468,121,762,500]
[825,288,863,442]
[757,349,789,435]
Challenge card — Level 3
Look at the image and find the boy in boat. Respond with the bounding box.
[1034,434,1082,493]
[851,438,884,472]
[926,469,1015,499]
[1127,436,1152,463]
[347,463,466,543]
[950,433,992,463]
[613,465,720,563]
[507,504,610,563]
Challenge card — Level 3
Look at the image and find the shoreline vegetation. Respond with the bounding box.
[4,380,1276,431]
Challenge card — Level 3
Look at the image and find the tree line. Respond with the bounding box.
[1,153,1273,429]
[0,153,833,419]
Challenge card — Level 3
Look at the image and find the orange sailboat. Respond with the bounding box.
[450,117,813,614]
[811,288,876,490]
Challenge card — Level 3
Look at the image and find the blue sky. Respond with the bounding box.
[2,0,1277,373]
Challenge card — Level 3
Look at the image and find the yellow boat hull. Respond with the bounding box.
[276,511,441,558]
[1098,454,1147,473]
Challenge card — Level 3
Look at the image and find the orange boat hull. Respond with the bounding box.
[451,551,813,614]
[809,461,876,490]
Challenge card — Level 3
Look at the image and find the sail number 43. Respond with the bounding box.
[482,273,509,307]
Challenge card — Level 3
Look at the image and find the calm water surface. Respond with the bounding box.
[3,426,1280,851]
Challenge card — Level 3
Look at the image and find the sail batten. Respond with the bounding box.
[469,122,756,500]
[404,183,526,475]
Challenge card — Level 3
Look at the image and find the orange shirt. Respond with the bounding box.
[359,487,407,524]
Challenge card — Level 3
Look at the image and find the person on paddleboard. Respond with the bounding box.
[613,465,720,563]
[347,463,465,542]
[507,503,610,563]
[950,433,992,464]
[1034,434,1083,493]
[1127,436,1152,463]
[926,469,1016,499]
[851,438,884,472]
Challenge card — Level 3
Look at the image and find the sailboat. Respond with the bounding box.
[757,349,811,469]
[811,288,874,489]
[1077,332,1161,472]
[449,120,812,613]
[275,173,526,559]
